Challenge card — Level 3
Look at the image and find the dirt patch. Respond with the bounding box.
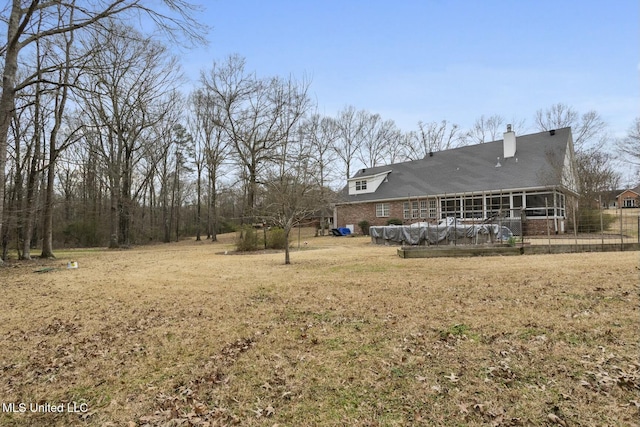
[0,231,638,426]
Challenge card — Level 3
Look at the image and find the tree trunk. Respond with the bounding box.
[247,165,257,223]
[20,35,46,260]
[175,179,180,242]
[195,166,201,241]
[21,155,40,260]
[119,166,131,247]
[169,172,177,243]
[108,175,120,248]
[210,171,218,242]
[41,148,57,258]
[284,223,292,265]
[206,173,212,239]
[161,157,170,243]
[12,117,24,259]
[0,1,23,264]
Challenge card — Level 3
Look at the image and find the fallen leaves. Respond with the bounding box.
[252,404,275,418]
[580,352,640,395]
[1,244,638,426]
[136,334,263,426]
[444,372,460,382]
[547,413,568,426]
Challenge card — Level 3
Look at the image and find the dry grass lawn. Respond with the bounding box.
[1,230,638,426]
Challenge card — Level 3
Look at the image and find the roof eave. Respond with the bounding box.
[335,185,578,205]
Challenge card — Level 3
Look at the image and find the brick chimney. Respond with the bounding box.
[503,124,516,158]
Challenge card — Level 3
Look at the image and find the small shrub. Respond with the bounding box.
[575,209,616,233]
[358,220,370,235]
[235,225,260,251]
[267,227,288,249]
[387,218,403,226]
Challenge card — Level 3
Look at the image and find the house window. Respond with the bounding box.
[412,201,419,218]
[403,201,419,219]
[463,196,483,219]
[513,195,523,212]
[429,199,437,218]
[420,201,428,218]
[525,192,554,217]
[376,203,390,217]
[487,195,510,217]
[624,197,637,208]
[355,180,367,191]
[441,197,461,218]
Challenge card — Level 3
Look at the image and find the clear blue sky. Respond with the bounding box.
[182,0,638,140]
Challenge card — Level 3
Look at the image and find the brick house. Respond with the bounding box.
[334,126,579,236]
[617,186,640,208]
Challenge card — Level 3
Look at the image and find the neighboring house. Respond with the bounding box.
[617,186,640,208]
[334,126,579,235]
[599,189,621,209]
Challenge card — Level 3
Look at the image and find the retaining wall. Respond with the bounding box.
[397,243,640,258]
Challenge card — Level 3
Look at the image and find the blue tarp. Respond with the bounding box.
[331,227,352,236]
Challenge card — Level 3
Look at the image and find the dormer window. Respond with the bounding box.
[347,170,391,195]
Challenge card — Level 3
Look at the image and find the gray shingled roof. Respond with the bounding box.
[338,127,574,203]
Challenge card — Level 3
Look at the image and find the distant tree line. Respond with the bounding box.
[0,3,636,262]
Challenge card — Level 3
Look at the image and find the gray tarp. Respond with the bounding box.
[370,223,511,245]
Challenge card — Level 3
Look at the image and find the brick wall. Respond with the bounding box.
[523,218,564,235]
[337,201,396,230]
[336,201,435,230]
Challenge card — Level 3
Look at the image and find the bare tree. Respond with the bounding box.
[467,114,504,144]
[535,103,619,212]
[334,106,366,179]
[41,6,84,259]
[187,97,205,242]
[263,133,321,265]
[300,113,339,234]
[0,0,205,262]
[402,120,464,160]
[202,55,311,222]
[147,117,181,243]
[357,115,401,168]
[617,117,640,167]
[465,114,527,145]
[18,63,44,260]
[75,23,182,248]
[382,127,405,165]
[535,103,607,152]
[189,88,229,241]
[3,85,35,259]
[577,148,620,198]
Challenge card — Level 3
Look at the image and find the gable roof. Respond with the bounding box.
[338,127,576,203]
[616,185,640,198]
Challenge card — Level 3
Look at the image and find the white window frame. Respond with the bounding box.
[429,199,437,218]
[376,203,390,217]
[411,201,419,218]
[419,200,428,218]
[355,180,367,191]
